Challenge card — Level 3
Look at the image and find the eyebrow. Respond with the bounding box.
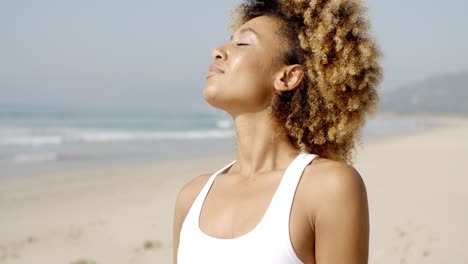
[230,27,259,40]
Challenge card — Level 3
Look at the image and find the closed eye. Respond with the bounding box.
[236,43,249,46]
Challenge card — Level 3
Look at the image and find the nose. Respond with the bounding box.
[211,45,227,61]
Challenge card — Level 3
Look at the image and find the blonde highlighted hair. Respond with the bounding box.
[231,0,383,163]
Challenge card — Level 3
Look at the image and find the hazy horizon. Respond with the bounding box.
[2,0,468,112]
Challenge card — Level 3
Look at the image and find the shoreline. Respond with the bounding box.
[2,114,467,181]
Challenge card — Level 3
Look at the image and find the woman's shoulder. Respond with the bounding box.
[298,157,368,214]
[297,158,369,262]
[175,174,212,210]
[303,157,364,189]
[173,174,213,235]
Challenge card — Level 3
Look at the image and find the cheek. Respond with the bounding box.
[230,57,273,97]
[231,72,270,100]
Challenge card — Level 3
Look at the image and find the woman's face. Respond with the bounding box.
[203,15,286,115]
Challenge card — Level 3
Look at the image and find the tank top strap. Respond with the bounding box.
[184,160,237,226]
[263,151,318,229]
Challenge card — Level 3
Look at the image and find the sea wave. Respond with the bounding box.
[13,153,59,163]
[216,118,233,129]
[0,128,235,147]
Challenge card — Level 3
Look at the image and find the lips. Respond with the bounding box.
[206,64,224,78]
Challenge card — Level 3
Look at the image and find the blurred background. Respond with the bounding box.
[1,0,467,177]
[0,0,467,263]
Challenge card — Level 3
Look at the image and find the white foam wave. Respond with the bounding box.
[81,129,235,141]
[0,136,63,146]
[216,119,233,129]
[13,153,58,163]
[0,128,235,146]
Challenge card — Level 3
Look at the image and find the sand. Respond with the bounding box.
[0,117,467,264]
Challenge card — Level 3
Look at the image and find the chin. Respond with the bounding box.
[203,94,226,111]
[202,87,234,114]
[203,85,222,108]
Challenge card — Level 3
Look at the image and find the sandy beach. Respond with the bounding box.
[0,117,467,264]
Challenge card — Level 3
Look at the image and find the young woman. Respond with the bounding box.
[173,0,382,263]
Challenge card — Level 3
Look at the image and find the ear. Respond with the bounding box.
[273,64,304,92]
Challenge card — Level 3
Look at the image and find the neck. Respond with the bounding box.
[232,109,299,178]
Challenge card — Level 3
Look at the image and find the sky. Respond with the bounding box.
[1,0,467,112]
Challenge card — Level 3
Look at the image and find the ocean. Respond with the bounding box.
[0,103,436,178]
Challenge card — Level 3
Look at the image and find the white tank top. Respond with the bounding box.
[177,151,317,264]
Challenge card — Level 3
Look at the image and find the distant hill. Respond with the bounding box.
[379,72,468,116]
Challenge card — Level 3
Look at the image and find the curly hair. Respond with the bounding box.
[230,0,383,163]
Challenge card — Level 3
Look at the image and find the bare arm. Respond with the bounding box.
[172,174,211,264]
[313,163,370,264]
